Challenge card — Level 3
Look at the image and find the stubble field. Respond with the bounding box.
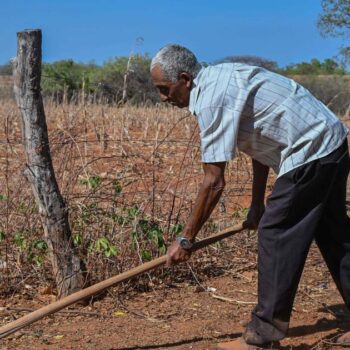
[0,98,349,349]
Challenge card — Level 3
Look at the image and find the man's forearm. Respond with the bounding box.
[251,159,269,205]
[182,178,225,241]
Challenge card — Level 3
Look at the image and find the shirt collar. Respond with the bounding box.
[189,67,204,114]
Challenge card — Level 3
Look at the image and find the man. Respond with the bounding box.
[150,44,350,350]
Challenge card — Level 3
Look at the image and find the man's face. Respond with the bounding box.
[151,65,192,108]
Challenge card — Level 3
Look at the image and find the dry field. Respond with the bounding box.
[0,98,349,349]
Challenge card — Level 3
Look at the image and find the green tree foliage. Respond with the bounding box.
[40,54,159,104]
[0,61,12,75]
[318,0,350,38]
[42,60,98,101]
[95,54,158,104]
[215,55,279,72]
[282,58,346,75]
[318,0,350,63]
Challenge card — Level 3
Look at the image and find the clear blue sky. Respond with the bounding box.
[0,0,346,67]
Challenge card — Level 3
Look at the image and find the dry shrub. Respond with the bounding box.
[0,100,255,294]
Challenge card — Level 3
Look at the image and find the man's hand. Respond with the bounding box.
[244,203,265,230]
[166,240,192,266]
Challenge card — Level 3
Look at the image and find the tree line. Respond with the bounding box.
[0,55,349,114]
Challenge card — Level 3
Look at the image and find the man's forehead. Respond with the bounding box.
[151,65,169,83]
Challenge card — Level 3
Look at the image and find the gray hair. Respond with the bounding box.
[151,44,202,83]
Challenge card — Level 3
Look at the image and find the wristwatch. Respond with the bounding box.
[176,236,193,250]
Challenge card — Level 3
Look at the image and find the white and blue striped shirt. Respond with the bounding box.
[189,63,349,177]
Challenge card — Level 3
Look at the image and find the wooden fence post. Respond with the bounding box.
[13,29,88,298]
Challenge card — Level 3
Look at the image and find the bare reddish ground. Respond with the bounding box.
[1,241,350,350]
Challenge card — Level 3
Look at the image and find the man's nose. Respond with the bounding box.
[160,94,168,102]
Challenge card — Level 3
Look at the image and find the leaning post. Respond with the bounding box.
[13,29,88,298]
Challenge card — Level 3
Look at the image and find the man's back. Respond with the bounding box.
[189,63,348,175]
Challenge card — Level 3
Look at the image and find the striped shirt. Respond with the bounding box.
[189,63,349,177]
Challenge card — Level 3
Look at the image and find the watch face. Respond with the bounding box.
[176,236,192,250]
[180,238,192,250]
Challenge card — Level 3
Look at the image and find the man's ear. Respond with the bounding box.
[179,72,192,88]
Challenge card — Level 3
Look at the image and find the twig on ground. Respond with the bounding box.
[210,293,256,305]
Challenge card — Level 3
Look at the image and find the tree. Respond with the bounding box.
[318,0,350,38]
[318,0,350,62]
[0,61,12,75]
[282,58,346,75]
[215,55,279,72]
[41,60,99,102]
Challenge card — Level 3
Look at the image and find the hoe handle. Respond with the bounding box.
[0,223,244,339]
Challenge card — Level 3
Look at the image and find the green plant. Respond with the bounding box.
[95,237,118,258]
[13,233,48,267]
[141,250,152,261]
[232,208,249,219]
[132,219,167,260]
[0,231,5,241]
[34,329,43,338]
[16,201,38,215]
[73,233,83,245]
[80,175,102,190]
[171,223,184,236]
[27,239,48,267]
[14,232,27,250]
[127,205,140,220]
[112,180,122,194]
[80,203,100,224]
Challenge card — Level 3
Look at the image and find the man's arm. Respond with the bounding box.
[166,162,226,266]
[244,159,269,229]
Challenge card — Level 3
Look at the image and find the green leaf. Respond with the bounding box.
[96,237,109,251]
[34,239,47,251]
[34,329,44,338]
[105,245,118,258]
[158,245,166,255]
[14,232,27,249]
[33,255,44,267]
[141,250,152,261]
[0,231,6,241]
[0,194,7,201]
[171,223,184,235]
[73,233,82,245]
[112,180,122,194]
[127,205,140,219]
[80,175,102,190]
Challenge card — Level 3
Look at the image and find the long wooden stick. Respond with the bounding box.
[0,223,244,339]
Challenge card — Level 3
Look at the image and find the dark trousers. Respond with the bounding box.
[245,140,350,346]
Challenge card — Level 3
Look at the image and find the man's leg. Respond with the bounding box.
[217,142,349,349]
[314,144,350,306]
[245,143,349,346]
[218,159,326,350]
[313,143,350,346]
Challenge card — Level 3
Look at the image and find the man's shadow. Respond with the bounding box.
[111,304,350,350]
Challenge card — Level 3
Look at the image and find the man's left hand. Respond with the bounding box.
[166,240,192,266]
[244,203,265,230]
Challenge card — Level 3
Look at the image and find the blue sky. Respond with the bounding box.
[0,0,346,67]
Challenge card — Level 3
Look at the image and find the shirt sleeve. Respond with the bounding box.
[196,106,240,163]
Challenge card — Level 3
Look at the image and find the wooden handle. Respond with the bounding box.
[0,223,244,339]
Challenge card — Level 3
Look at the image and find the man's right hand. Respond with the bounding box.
[166,240,192,266]
[243,203,265,230]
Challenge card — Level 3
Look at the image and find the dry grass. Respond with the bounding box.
[0,99,256,295]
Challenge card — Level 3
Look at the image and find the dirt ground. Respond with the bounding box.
[1,235,350,350]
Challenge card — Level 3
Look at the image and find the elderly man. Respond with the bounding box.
[150,44,350,350]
